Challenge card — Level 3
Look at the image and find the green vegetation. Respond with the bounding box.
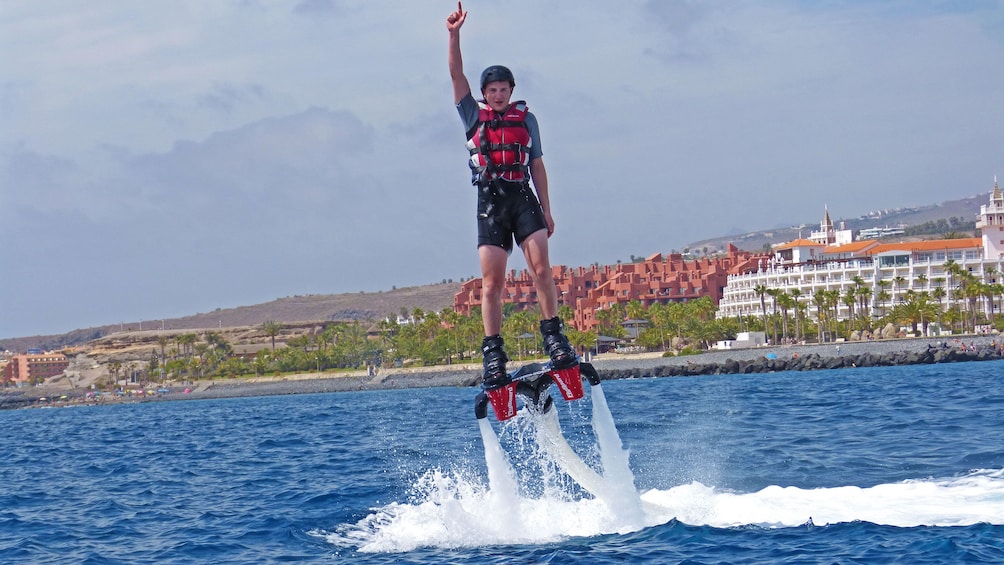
[902,216,975,238]
[125,297,723,385]
[121,262,1003,387]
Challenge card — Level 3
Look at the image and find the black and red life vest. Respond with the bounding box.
[466,100,532,185]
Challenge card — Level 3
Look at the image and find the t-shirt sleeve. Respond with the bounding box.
[457,93,479,134]
[524,112,543,161]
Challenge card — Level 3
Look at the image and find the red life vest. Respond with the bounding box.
[466,100,532,184]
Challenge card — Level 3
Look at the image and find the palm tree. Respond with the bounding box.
[825,289,841,340]
[178,333,198,358]
[777,291,793,342]
[503,309,537,359]
[953,270,980,331]
[894,290,940,336]
[557,304,575,324]
[944,258,960,325]
[625,299,647,323]
[893,275,907,304]
[566,327,598,359]
[594,303,627,339]
[754,284,769,338]
[766,288,781,344]
[156,336,170,363]
[982,267,999,323]
[812,289,828,342]
[790,288,803,341]
[876,289,892,320]
[646,302,677,351]
[109,361,122,388]
[856,285,872,331]
[875,279,892,318]
[845,275,868,331]
[262,320,283,351]
[841,289,856,329]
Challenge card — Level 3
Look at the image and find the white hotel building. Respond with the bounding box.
[717,180,1004,323]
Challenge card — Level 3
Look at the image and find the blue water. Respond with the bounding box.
[2,361,1003,563]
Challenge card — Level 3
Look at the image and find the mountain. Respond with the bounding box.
[1,283,462,353]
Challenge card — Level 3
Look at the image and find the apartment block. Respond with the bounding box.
[454,244,768,331]
[2,352,70,386]
[717,180,1004,324]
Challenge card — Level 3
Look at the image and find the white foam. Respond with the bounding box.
[328,468,1004,552]
[641,468,1004,528]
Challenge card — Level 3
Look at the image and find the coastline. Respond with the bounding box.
[3,335,1002,410]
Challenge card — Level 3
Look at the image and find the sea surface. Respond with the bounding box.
[2,360,1003,564]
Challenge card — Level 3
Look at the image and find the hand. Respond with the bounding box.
[446,1,466,32]
[543,210,555,237]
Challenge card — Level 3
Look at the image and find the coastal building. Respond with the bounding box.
[2,352,70,386]
[809,206,853,246]
[717,180,1004,325]
[454,244,768,331]
[857,225,906,240]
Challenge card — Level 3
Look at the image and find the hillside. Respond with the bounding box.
[684,192,987,254]
[2,283,462,353]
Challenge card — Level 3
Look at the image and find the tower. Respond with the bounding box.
[976,176,1004,260]
[809,205,836,245]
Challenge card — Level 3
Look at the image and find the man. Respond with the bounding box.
[446,2,577,390]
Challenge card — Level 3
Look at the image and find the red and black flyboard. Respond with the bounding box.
[475,362,602,421]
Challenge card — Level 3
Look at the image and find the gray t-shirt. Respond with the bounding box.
[457,93,543,161]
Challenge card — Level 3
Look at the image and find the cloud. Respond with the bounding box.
[2,1,1004,337]
[292,0,346,17]
[1,102,477,335]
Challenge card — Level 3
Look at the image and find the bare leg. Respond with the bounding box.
[520,228,558,319]
[522,228,576,368]
[479,244,509,336]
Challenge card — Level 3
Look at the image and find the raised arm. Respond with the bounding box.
[447,1,472,104]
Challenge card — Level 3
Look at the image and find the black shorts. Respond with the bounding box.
[476,180,547,254]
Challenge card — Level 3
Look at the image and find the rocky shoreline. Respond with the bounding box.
[3,336,1002,410]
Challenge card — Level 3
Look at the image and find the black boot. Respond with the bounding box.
[481,335,510,390]
[540,317,577,369]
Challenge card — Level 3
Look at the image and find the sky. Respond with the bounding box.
[2,1,1003,338]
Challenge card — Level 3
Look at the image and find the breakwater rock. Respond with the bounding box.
[0,391,35,410]
[597,342,1004,380]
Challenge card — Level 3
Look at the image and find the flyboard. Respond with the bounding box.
[474,361,610,499]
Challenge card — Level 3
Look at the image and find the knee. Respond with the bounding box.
[530,264,553,285]
[482,278,504,300]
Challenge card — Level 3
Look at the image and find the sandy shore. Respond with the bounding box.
[4,335,1002,409]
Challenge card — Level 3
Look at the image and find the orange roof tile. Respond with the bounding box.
[774,238,825,250]
[822,240,879,254]
[864,237,982,255]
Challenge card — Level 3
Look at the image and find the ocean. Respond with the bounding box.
[2,360,1003,564]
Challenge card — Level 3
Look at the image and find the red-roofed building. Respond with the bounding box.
[454,244,769,331]
[717,183,1004,327]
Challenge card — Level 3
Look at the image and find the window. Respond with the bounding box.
[880,255,910,267]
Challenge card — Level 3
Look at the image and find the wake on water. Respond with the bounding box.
[324,383,1004,553]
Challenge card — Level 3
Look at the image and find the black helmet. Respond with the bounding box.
[480,65,515,91]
